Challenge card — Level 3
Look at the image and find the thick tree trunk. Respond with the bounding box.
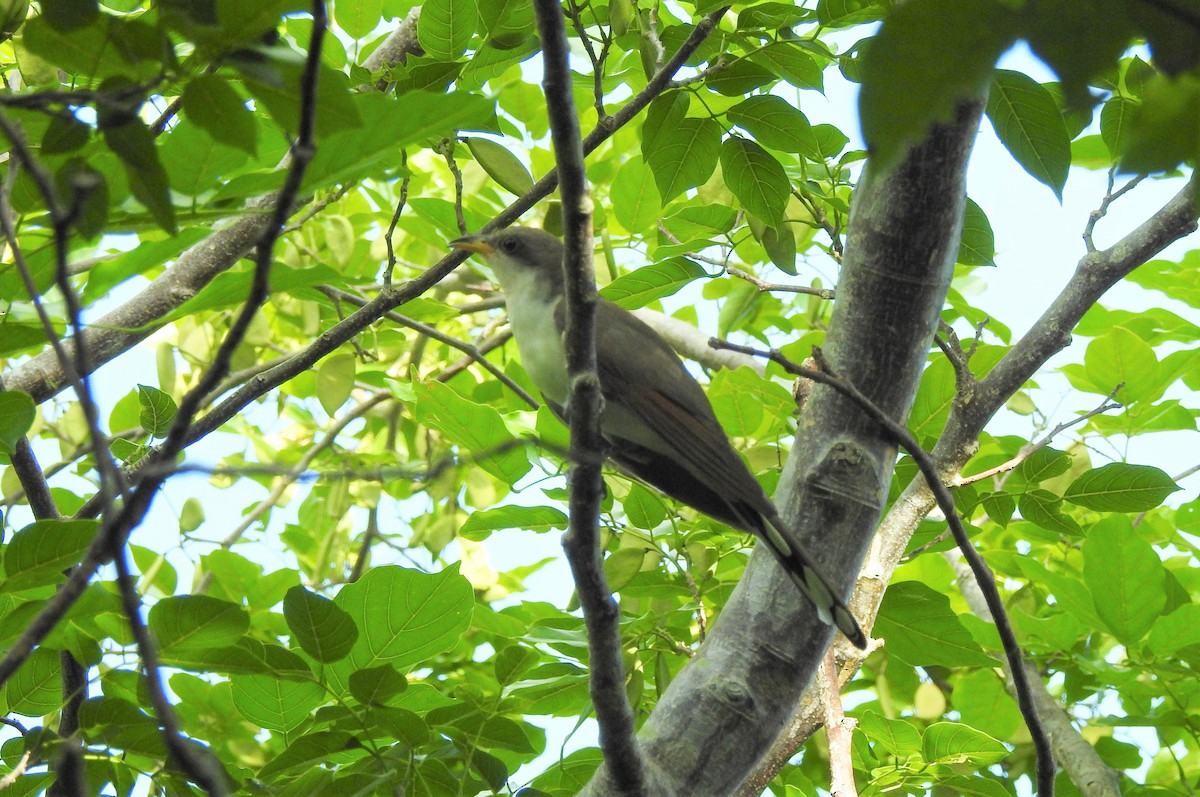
[581,99,985,796]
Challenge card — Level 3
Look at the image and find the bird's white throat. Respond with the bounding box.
[494,260,571,407]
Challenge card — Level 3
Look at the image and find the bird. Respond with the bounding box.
[450,227,866,649]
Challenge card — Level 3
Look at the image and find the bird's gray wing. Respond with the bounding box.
[590,300,771,513]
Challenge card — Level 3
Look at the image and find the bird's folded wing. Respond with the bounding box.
[592,301,769,509]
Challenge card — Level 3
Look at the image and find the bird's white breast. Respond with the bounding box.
[501,268,570,407]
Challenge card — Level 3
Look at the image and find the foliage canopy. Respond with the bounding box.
[0,0,1198,796]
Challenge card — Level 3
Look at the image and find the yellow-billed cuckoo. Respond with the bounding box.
[451,227,866,649]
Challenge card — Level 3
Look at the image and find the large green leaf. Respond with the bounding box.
[600,258,706,310]
[874,581,995,667]
[410,380,530,485]
[3,519,99,591]
[985,70,1070,199]
[1065,463,1180,512]
[417,0,476,59]
[328,566,473,692]
[922,722,1007,766]
[720,136,790,225]
[0,390,35,456]
[1082,516,1167,644]
[149,595,250,652]
[284,585,359,663]
[231,674,325,732]
[642,105,721,203]
[459,505,568,540]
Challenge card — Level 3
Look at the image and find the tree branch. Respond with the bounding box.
[581,95,987,797]
[534,1,645,794]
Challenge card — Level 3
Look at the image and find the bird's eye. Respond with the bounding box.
[499,237,519,254]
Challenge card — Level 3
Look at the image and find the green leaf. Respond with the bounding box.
[315,353,356,416]
[922,722,1007,766]
[750,41,823,90]
[40,0,98,32]
[42,114,90,155]
[102,119,176,233]
[348,665,409,706]
[1082,516,1167,644]
[1148,604,1200,657]
[726,95,816,156]
[5,647,61,716]
[610,157,662,234]
[259,730,357,779]
[239,59,363,139]
[956,198,995,266]
[859,710,922,756]
[709,367,793,438]
[1126,250,1200,309]
[328,566,473,692]
[284,586,359,663]
[410,380,530,485]
[1119,73,1200,174]
[21,16,136,79]
[466,137,534,196]
[720,136,790,225]
[149,595,250,652]
[1065,463,1180,512]
[1015,446,1071,485]
[417,0,476,59]
[705,59,775,96]
[986,70,1070,199]
[334,0,384,38]
[1084,326,1160,401]
[663,204,738,242]
[3,519,99,591]
[302,92,497,191]
[0,390,35,455]
[603,548,648,592]
[952,670,1022,741]
[55,159,109,238]
[231,674,324,731]
[136,384,177,437]
[860,0,1017,170]
[874,581,995,667]
[182,74,258,156]
[459,505,568,540]
[622,482,667,530]
[601,258,706,310]
[1100,95,1137,161]
[1017,489,1082,536]
[642,114,721,203]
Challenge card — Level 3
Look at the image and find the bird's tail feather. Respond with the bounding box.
[757,519,867,649]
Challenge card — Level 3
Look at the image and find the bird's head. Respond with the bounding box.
[449,227,565,294]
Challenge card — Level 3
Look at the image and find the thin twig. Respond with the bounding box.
[113,549,227,795]
[382,153,410,284]
[956,386,1124,486]
[535,0,645,794]
[201,391,392,574]
[728,266,836,299]
[822,649,858,797]
[0,117,128,513]
[1084,167,1147,252]
[709,339,1056,796]
[317,285,540,408]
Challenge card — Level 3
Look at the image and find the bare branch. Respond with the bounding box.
[535,1,645,794]
[728,266,837,299]
[711,339,1056,795]
[956,385,1124,486]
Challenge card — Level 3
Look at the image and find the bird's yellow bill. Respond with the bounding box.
[449,236,493,255]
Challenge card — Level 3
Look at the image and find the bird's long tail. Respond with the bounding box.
[756,516,867,649]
